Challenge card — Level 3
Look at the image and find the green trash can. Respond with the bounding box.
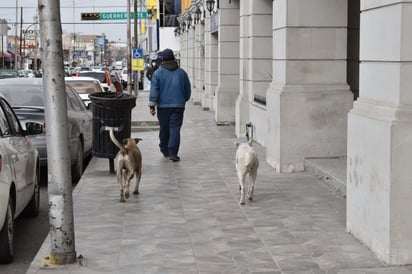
[88,92,137,173]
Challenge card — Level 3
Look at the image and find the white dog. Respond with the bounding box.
[235,140,259,205]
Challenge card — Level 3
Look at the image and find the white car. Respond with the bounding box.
[120,68,128,90]
[77,71,115,92]
[65,76,105,107]
[0,96,42,264]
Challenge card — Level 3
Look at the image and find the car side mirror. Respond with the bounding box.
[25,121,43,135]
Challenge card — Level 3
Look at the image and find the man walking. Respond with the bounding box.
[149,48,191,162]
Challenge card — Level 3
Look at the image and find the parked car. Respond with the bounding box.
[18,69,35,78]
[0,70,19,79]
[120,68,133,90]
[0,95,42,264]
[65,76,105,106]
[0,78,93,183]
[76,71,116,92]
[72,66,92,74]
[77,71,115,92]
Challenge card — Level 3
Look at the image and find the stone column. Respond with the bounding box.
[347,1,412,265]
[193,21,204,105]
[266,0,353,172]
[236,0,272,141]
[214,1,240,123]
[179,30,188,71]
[187,26,196,95]
[204,16,218,111]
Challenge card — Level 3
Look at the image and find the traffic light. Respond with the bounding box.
[81,13,101,21]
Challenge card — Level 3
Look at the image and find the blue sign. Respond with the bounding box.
[97,37,105,45]
[132,48,143,59]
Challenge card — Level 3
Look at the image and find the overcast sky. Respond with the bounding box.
[0,0,145,42]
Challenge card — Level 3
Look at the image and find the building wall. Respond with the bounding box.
[347,0,412,264]
[179,0,412,265]
[236,0,272,144]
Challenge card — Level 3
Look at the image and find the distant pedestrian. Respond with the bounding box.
[148,48,191,162]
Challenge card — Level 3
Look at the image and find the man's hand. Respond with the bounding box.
[149,106,156,116]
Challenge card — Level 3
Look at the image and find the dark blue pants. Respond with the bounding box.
[157,107,184,157]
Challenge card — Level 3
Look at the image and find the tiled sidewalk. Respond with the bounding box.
[27,92,412,273]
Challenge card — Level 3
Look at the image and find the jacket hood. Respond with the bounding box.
[161,60,179,70]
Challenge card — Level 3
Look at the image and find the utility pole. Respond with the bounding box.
[14,0,18,69]
[39,0,77,265]
[19,6,23,67]
[126,0,132,94]
[34,14,39,71]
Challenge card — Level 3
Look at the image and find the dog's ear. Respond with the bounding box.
[234,142,240,148]
[122,139,128,145]
[135,138,142,143]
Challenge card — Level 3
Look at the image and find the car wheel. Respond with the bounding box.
[0,199,14,264]
[72,139,84,183]
[23,170,40,217]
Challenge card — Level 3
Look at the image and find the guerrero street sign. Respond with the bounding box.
[81,12,147,21]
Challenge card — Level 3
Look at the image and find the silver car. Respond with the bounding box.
[0,78,93,183]
[0,96,42,264]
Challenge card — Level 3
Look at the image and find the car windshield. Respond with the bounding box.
[0,85,44,106]
[67,80,103,94]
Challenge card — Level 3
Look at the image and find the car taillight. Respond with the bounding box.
[105,71,111,86]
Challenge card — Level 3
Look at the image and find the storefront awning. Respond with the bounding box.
[0,50,11,58]
[7,50,21,61]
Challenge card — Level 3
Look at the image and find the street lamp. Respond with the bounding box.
[206,0,215,15]
[174,27,181,37]
[181,21,186,33]
[186,14,193,29]
[194,6,202,24]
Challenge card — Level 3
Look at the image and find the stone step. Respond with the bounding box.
[304,157,347,198]
[131,120,159,132]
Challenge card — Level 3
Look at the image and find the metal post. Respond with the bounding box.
[14,0,18,69]
[34,15,38,71]
[133,0,138,96]
[39,0,76,265]
[126,0,132,94]
[19,7,23,66]
[1,35,3,69]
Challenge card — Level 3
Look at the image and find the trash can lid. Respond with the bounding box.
[89,92,137,110]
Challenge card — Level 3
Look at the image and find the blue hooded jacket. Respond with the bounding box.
[149,60,191,108]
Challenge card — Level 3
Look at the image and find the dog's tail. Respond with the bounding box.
[108,127,125,151]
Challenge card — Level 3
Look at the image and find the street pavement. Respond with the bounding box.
[27,91,412,273]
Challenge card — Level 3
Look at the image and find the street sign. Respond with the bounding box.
[132,59,144,71]
[100,12,147,20]
[132,48,143,59]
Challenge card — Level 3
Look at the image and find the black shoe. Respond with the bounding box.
[169,156,180,162]
[162,153,169,158]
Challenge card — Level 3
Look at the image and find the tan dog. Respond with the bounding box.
[109,128,142,202]
[235,140,259,205]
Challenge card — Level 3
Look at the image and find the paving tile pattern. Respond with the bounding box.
[28,92,412,273]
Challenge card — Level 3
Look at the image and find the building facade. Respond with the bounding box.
[178,0,412,266]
